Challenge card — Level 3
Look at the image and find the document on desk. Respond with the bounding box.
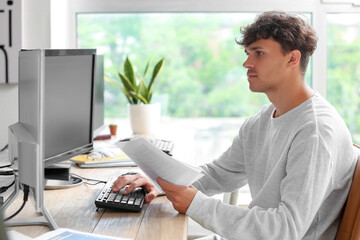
[30,228,131,240]
[115,135,204,191]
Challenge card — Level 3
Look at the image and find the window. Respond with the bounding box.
[56,0,359,144]
[77,13,267,119]
[327,13,360,143]
[77,12,312,119]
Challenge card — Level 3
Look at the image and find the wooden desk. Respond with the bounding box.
[5,166,188,240]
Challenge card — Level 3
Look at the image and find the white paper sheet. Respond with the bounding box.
[7,230,33,240]
[33,228,130,240]
[7,228,130,240]
[115,135,204,191]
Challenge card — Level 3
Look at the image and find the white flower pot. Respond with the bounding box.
[128,103,161,135]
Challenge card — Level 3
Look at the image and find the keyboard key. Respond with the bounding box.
[148,138,174,156]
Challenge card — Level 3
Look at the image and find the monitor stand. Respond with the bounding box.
[44,162,83,189]
[2,174,59,230]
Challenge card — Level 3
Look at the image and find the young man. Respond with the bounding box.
[112,11,357,239]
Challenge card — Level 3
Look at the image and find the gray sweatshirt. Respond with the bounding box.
[187,92,357,240]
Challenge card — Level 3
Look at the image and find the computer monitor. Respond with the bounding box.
[5,49,96,229]
[93,55,105,137]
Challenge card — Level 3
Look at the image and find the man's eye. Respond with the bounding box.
[257,51,264,56]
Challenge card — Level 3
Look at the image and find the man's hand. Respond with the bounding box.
[112,173,159,203]
[157,177,198,214]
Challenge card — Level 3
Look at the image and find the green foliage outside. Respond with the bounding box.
[77,13,359,143]
[327,14,360,143]
[77,13,269,119]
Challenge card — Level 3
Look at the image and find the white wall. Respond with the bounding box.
[0,0,51,147]
[0,85,18,147]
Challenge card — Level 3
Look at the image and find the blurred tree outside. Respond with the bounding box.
[327,13,360,143]
[77,13,269,119]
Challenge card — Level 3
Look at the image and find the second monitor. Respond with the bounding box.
[6,48,96,229]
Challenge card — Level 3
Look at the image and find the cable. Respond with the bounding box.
[0,144,8,152]
[70,173,106,185]
[4,184,30,221]
[0,144,12,169]
[0,169,16,194]
[0,179,15,194]
[0,169,16,175]
[0,165,12,169]
[0,45,9,83]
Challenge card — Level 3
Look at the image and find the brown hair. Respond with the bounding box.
[238,11,318,76]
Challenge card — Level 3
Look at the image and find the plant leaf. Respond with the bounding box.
[148,58,164,92]
[120,86,134,104]
[130,90,148,104]
[124,56,136,87]
[118,72,138,104]
[137,77,150,104]
[104,75,120,87]
[143,59,150,78]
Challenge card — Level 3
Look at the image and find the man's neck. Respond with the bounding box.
[267,77,314,118]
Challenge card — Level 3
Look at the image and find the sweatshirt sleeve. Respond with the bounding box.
[187,131,340,240]
[193,132,248,196]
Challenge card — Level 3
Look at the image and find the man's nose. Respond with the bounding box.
[243,57,253,69]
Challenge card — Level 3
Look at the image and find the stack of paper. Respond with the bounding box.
[116,135,204,191]
[70,153,136,168]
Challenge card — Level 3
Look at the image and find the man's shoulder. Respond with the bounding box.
[308,93,343,124]
[295,93,350,140]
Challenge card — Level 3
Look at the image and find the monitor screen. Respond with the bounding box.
[43,52,93,159]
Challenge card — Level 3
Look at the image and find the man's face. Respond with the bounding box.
[243,38,291,94]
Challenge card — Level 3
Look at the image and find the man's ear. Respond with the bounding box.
[288,50,301,67]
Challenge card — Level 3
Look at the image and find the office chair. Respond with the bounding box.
[335,144,360,240]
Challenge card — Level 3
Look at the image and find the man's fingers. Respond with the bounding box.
[157,177,171,190]
[124,177,149,194]
[144,190,158,203]
[112,174,138,192]
[156,177,197,213]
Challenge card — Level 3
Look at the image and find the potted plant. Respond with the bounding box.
[118,56,164,135]
[109,124,117,136]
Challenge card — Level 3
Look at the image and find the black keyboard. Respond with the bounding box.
[119,137,174,156]
[148,138,174,156]
[95,176,146,212]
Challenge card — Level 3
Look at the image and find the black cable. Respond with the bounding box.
[0,144,8,152]
[0,45,9,83]
[0,144,12,169]
[70,173,107,185]
[0,165,12,169]
[4,184,30,221]
[0,169,15,175]
[0,179,15,194]
[0,169,16,194]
